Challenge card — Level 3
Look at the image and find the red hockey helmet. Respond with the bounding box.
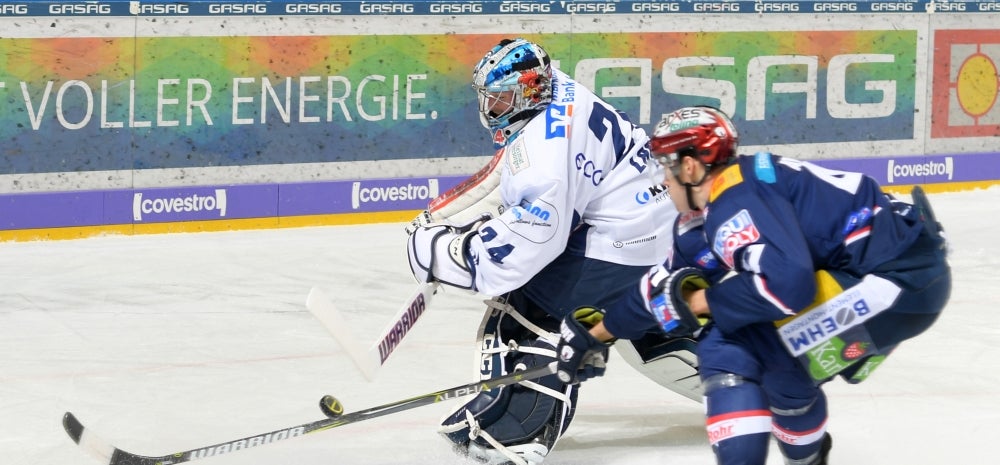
[650,106,739,183]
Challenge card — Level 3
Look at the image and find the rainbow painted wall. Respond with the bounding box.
[0,1,997,241]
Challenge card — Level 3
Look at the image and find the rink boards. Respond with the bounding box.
[0,1,997,240]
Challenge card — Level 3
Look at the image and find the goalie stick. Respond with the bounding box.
[306,282,438,381]
[62,361,557,465]
[306,151,504,380]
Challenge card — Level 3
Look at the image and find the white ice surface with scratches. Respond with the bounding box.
[2,188,998,465]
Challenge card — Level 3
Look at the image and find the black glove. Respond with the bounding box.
[647,267,710,337]
[556,307,613,385]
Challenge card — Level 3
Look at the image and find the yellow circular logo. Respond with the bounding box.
[956,53,1000,117]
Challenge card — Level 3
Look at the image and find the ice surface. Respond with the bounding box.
[2,188,997,464]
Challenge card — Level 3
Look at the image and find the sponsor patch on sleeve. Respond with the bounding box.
[505,137,530,175]
[505,198,557,244]
[712,209,760,269]
[709,164,743,202]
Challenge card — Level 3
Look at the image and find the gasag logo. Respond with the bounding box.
[0,4,28,15]
[133,189,227,221]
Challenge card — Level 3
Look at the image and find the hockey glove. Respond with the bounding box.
[404,210,434,235]
[407,222,478,290]
[556,307,613,385]
[647,267,710,338]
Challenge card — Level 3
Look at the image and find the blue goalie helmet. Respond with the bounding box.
[472,38,553,144]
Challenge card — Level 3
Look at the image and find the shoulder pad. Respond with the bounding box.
[709,164,743,203]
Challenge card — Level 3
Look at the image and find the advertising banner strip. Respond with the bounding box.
[813,152,1000,186]
[0,154,996,235]
[0,30,921,174]
[279,176,463,216]
[0,177,464,230]
[1,1,997,17]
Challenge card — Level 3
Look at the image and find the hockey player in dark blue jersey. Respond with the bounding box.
[554,106,951,465]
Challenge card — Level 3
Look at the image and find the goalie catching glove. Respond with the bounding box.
[646,266,711,338]
[406,215,488,290]
[556,307,613,385]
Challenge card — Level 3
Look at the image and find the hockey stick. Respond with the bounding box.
[63,361,556,465]
[306,282,439,381]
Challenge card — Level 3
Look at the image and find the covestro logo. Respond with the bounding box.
[133,189,228,221]
[351,179,439,210]
[887,157,953,183]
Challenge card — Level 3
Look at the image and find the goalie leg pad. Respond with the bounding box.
[440,338,577,464]
[439,294,575,465]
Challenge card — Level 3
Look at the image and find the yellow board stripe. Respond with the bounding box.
[881,180,1000,195]
[0,210,423,243]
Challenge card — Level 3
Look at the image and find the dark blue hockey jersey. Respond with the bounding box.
[702,152,924,333]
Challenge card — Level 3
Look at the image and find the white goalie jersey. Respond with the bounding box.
[439,69,675,296]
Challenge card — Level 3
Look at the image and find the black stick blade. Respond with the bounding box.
[63,412,84,444]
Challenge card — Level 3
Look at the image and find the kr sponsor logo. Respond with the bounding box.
[351,179,439,210]
[635,183,668,205]
[132,189,227,221]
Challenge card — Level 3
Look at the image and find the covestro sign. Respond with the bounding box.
[887,157,953,183]
[351,179,438,210]
[133,189,228,221]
